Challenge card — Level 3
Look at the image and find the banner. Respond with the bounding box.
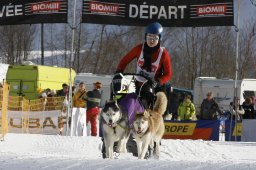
[163,120,220,141]
[241,119,256,142]
[6,110,64,134]
[0,0,68,25]
[225,120,242,141]
[82,0,234,27]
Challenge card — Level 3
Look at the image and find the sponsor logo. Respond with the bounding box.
[164,122,196,135]
[31,2,61,12]
[197,5,227,16]
[8,116,66,129]
[89,2,119,14]
[129,4,187,19]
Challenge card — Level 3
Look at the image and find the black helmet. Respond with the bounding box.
[145,22,163,40]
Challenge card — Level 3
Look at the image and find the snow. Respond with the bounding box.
[1,133,256,170]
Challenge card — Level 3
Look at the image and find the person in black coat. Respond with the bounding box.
[199,91,221,120]
[242,97,255,119]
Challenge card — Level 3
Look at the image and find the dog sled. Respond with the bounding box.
[100,73,163,159]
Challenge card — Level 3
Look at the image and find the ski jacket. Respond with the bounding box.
[200,99,221,120]
[73,90,86,108]
[178,100,195,121]
[242,102,255,119]
[86,89,101,110]
[116,44,172,85]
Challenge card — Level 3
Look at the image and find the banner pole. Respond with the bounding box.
[234,0,241,142]
[66,0,78,136]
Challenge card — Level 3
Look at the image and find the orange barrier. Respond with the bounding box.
[0,86,67,134]
[0,83,9,140]
[0,94,65,111]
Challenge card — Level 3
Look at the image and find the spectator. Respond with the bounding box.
[199,91,222,120]
[57,83,69,97]
[252,96,256,118]
[178,94,196,121]
[0,83,3,93]
[45,88,51,97]
[229,100,245,121]
[72,86,76,97]
[40,92,47,111]
[50,90,56,97]
[85,81,102,136]
[242,97,255,119]
[73,82,87,108]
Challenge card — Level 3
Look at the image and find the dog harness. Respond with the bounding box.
[119,93,145,128]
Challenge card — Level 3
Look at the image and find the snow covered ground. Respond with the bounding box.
[0,133,256,170]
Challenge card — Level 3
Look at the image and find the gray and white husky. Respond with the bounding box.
[101,100,130,159]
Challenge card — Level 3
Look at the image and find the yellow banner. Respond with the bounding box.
[164,122,196,136]
[232,123,242,136]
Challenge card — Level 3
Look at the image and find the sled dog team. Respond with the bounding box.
[101,92,167,159]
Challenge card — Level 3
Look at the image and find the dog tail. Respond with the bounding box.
[153,92,167,115]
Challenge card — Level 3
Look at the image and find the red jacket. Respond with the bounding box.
[116,44,172,85]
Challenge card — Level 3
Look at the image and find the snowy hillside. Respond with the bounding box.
[0,133,256,170]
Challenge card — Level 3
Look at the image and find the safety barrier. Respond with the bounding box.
[0,87,66,134]
[0,83,9,140]
[0,94,65,111]
[14,97,65,133]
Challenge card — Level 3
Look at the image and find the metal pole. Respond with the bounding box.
[234,0,241,142]
[41,23,44,65]
[66,0,77,136]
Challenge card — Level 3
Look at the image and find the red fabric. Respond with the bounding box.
[116,44,172,85]
[86,107,100,136]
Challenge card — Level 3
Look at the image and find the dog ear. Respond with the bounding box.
[143,110,150,118]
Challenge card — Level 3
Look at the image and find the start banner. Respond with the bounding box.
[82,0,234,27]
[0,0,68,25]
[163,120,220,141]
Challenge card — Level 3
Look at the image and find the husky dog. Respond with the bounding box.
[133,92,167,159]
[101,100,130,159]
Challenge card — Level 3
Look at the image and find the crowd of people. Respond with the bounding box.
[39,81,103,136]
[177,91,256,122]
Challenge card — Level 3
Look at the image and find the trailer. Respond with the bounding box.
[193,77,256,114]
[6,65,76,99]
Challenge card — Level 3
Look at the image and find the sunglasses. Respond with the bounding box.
[146,34,159,41]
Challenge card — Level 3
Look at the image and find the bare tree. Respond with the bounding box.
[0,25,35,64]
